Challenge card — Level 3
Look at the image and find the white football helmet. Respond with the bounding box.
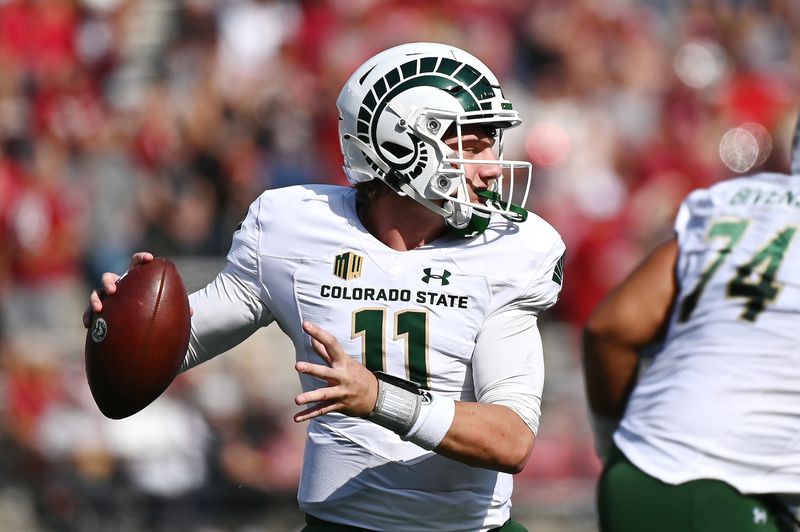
[337,42,532,237]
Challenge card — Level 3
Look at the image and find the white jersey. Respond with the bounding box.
[183,185,565,531]
[616,172,800,495]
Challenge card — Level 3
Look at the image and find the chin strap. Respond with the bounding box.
[447,190,528,238]
[476,190,529,223]
[447,210,490,238]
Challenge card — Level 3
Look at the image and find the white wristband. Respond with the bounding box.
[367,376,421,434]
[402,392,455,450]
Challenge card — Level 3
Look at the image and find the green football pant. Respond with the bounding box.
[598,446,796,532]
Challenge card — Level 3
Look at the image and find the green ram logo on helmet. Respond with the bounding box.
[356,58,497,182]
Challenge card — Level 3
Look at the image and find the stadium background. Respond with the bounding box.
[0,0,797,530]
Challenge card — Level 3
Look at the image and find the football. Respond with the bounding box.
[85,258,191,419]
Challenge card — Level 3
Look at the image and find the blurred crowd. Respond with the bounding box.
[0,0,798,530]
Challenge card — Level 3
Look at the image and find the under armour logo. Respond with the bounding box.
[753,507,768,524]
[422,268,451,285]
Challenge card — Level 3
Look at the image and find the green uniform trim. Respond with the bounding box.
[598,446,796,532]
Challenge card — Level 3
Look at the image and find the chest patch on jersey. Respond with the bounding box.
[333,251,363,280]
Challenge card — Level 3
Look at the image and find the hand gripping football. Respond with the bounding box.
[85,258,191,419]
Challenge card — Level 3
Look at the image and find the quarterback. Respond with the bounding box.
[87,43,565,531]
[583,115,800,531]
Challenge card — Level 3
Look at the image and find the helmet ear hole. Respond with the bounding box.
[432,174,458,196]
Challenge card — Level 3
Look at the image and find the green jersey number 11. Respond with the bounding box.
[353,308,430,388]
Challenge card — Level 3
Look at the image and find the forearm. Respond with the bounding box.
[436,401,533,474]
[183,266,272,371]
[363,371,535,473]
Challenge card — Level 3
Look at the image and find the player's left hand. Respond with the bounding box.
[294,321,378,423]
[82,252,155,328]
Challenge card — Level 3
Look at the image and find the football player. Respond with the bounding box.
[87,43,565,531]
[583,114,800,531]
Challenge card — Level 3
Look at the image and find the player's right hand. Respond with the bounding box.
[82,252,154,328]
[294,321,379,422]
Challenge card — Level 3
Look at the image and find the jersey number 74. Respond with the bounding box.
[678,219,797,323]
